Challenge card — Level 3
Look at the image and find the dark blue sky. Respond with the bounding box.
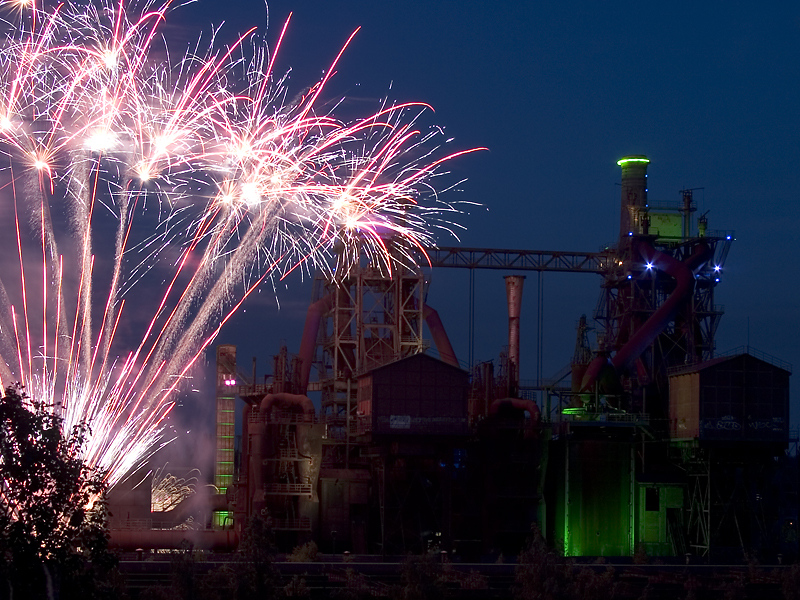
[181,1,799,424]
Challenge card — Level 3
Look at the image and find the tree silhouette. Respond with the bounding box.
[0,385,119,598]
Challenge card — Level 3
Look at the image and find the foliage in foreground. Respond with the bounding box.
[142,514,283,600]
[0,385,124,598]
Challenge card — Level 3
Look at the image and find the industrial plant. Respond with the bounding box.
[108,156,794,563]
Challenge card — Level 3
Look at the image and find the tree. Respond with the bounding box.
[0,385,120,598]
[513,525,569,600]
[234,514,283,600]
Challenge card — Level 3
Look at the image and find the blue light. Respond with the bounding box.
[628,231,633,236]
[627,274,632,279]
[726,235,731,240]
[715,278,720,282]
[646,262,653,270]
[713,265,721,272]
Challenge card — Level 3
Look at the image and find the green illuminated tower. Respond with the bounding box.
[214,344,237,527]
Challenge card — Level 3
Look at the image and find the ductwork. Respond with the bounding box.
[422,304,459,367]
[580,240,712,392]
[489,397,540,438]
[298,294,334,394]
[109,528,238,551]
[505,275,525,395]
[611,240,711,373]
[260,392,315,418]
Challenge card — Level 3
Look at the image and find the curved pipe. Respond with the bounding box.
[579,353,611,393]
[423,304,459,367]
[260,392,315,418]
[489,397,541,437]
[580,241,711,392]
[611,241,711,372]
[298,294,334,393]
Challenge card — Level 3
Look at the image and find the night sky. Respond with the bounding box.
[171,1,799,430]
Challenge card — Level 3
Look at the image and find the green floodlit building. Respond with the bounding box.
[539,156,792,560]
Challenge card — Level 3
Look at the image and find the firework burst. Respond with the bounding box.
[0,0,482,488]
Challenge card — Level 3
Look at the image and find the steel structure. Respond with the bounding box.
[308,263,428,476]
[191,155,793,562]
[425,247,611,272]
[426,158,733,407]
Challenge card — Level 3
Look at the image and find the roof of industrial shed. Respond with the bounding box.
[358,352,468,377]
[668,350,792,377]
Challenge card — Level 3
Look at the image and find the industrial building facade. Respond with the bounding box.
[110,156,794,562]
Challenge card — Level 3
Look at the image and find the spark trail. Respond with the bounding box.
[0,0,482,488]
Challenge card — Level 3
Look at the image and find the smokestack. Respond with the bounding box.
[618,155,650,239]
[504,275,525,397]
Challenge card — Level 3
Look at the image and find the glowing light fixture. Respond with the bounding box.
[617,157,650,166]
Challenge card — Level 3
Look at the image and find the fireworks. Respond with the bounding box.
[0,0,481,488]
[150,465,199,513]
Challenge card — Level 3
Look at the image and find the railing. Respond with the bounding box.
[265,411,316,424]
[262,448,302,461]
[559,411,649,425]
[112,518,153,530]
[716,345,793,373]
[666,344,793,376]
[272,517,312,531]
[264,482,313,496]
[236,383,272,397]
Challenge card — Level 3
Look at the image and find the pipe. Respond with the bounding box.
[260,392,315,418]
[489,397,540,438]
[248,406,265,516]
[298,294,333,393]
[236,404,252,529]
[422,304,459,367]
[504,276,525,396]
[579,240,711,392]
[108,528,238,551]
[611,240,711,373]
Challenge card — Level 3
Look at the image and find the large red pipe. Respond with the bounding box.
[489,397,540,438]
[298,294,333,393]
[611,241,711,372]
[580,240,711,392]
[422,304,459,367]
[109,528,238,551]
[260,392,315,418]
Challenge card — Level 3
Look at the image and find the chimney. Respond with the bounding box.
[504,275,525,397]
[617,155,649,239]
